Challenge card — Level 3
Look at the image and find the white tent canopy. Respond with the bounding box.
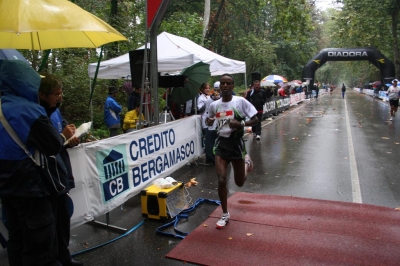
[88,31,246,79]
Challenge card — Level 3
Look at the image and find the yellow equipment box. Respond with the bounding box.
[140,182,187,221]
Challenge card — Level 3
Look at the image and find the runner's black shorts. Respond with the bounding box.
[213,136,247,161]
[389,99,399,107]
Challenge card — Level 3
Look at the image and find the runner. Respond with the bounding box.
[386,79,400,121]
[206,74,258,229]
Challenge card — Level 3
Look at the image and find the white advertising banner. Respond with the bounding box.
[290,92,305,105]
[68,116,202,228]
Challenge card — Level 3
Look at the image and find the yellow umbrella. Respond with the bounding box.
[0,0,127,50]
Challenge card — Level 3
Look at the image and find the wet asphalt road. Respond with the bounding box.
[1,89,400,266]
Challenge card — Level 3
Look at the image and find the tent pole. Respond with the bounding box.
[138,28,149,129]
[244,72,247,89]
[150,23,159,125]
[88,46,103,107]
[89,78,93,124]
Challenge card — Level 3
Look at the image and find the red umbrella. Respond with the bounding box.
[372,81,381,86]
[290,80,302,84]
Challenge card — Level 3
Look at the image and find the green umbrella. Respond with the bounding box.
[171,61,211,104]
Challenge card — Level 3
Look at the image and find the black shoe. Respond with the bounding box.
[62,259,84,266]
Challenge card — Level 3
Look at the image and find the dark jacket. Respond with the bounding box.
[162,91,181,118]
[265,88,274,98]
[246,88,266,111]
[0,60,64,197]
[127,92,140,111]
[49,108,75,191]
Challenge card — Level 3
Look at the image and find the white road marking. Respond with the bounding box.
[344,99,362,203]
[261,94,362,202]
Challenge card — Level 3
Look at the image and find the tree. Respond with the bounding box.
[333,0,399,78]
[202,0,211,45]
[158,12,204,43]
[14,0,322,135]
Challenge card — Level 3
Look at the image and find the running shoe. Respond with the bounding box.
[390,117,393,121]
[256,135,260,140]
[216,212,230,229]
[244,154,254,172]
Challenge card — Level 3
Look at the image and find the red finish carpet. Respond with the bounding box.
[166,192,400,266]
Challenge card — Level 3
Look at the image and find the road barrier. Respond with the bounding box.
[354,87,389,101]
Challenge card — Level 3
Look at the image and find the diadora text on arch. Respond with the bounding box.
[328,51,368,57]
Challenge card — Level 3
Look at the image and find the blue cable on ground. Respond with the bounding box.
[71,219,145,257]
[71,198,220,256]
[156,198,220,239]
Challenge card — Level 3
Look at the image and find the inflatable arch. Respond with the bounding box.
[302,47,395,87]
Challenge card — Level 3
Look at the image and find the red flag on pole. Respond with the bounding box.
[147,0,163,29]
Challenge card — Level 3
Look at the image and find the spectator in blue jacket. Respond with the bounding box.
[39,73,83,266]
[0,60,64,266]
[104,86,122,137]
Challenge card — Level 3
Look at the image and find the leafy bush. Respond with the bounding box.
[89,128,110,140]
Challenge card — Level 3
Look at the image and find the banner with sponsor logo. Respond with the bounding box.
[290,92,306,105]
[69,116,202,228]
[262,96,292,118]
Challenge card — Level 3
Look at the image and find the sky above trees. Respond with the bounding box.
[315,0,343,10]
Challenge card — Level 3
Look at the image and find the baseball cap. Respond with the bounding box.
[214,81,220,89]
[392,79,398,83]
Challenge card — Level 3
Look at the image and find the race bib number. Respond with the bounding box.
[216,110,234,137]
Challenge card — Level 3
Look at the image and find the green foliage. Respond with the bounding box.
[164,0,205,16]
[315,0,400,84]
[332,0,399,75]
[88,128,111,140]
[234,84,249,97]
[235,34,277,81]
[159,12,204,43]
[270,0,314,43]
[333,0,392,50]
